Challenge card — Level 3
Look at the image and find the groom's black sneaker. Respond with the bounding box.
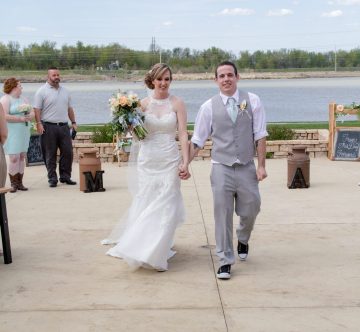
[216,264,231,280]
[237,241,249,261]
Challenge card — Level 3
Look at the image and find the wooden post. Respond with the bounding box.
[328,103,336,160]
[0,187,12,264]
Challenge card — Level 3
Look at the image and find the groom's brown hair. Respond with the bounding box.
[215,61,238,78]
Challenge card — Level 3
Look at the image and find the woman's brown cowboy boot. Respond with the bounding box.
[8,173,18,193]
[17,173,28,191]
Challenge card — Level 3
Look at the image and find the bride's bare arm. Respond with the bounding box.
[174,97,190,179]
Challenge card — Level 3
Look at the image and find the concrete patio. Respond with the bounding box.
[1,158,359,331]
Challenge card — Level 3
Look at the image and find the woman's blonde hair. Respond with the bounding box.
[144,63,172,89]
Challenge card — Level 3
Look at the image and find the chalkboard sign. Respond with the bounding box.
[334,130,360,160]
[26,134,44,166]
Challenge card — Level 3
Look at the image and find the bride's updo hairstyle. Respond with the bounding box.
[144,63,173,90]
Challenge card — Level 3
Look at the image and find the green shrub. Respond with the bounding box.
[267,125,295,141]
[91,124,115,143]
[266,152,274,159]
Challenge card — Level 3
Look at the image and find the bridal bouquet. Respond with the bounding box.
[17,102,32,126]
[109,91,148,140]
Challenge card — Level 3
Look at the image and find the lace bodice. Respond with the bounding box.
[143,96,177,137]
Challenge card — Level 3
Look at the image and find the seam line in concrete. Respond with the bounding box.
[190,163,229,332]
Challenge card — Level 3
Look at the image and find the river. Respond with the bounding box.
[19,77,360,124]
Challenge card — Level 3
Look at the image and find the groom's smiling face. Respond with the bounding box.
[215,65,239,96]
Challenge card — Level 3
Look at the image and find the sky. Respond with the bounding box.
[1,0,360,54]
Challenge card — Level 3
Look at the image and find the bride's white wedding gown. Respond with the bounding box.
[102,96,185,270]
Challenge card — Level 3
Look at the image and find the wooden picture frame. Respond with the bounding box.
[328,103,360,161]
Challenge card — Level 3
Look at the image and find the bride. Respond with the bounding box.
[102,63,190,271]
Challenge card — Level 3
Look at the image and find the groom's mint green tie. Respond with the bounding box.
[227,97,238,123]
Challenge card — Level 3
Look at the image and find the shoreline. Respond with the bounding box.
[1,70,360,83]
[174,70,360,81]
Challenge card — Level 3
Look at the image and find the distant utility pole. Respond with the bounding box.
[151,37,156,53]
[150,37,162,63]
[334,46,337,72]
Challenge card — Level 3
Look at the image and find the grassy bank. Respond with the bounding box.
[0,69,147,82]
[268,121,360,130]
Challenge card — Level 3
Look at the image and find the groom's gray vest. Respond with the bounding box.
[211,90,254,166]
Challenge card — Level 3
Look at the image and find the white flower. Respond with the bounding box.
[239,100,247,111]
[336,104,344,113]
[18,103,32,113]
[237,99,251,119]
[127,93,138,101]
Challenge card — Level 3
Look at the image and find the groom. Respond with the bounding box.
[189,61,268,280]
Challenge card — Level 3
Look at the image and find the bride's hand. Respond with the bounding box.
[178,163,191,180]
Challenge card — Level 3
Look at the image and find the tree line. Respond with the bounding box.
[1,40,360,72]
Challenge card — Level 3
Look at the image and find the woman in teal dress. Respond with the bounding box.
[0,103,8,187]
[0,78,33,192]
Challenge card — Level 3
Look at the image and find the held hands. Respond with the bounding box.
[178,163,191,180]
[256,166,267,181]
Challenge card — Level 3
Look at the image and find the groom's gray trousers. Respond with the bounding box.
[210,161,261,267]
